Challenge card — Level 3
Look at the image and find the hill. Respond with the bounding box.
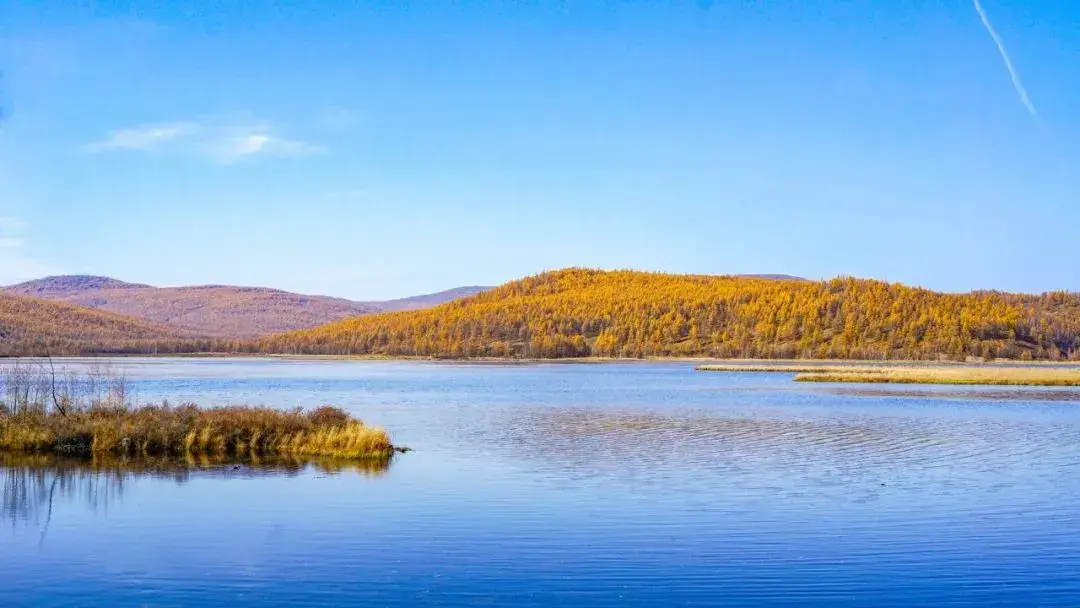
[373,286,491,312]
[0,292,210,356]
[5,275,151,297]
[254,269,1080,360]
[3,276,490,338]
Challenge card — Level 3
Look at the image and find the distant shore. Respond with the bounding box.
[697,362,1080,386]
[5,353,1080,367]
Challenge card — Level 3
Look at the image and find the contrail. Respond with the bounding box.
[973,0,1039,120]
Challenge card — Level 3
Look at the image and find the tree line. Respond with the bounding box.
[5,269,1079,360]
[245,269,1080,360]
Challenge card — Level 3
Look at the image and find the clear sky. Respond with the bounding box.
[1,1,1077,299]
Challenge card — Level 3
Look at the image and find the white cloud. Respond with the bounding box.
[207,133,324,163]
[0,218,53,284]
[85,123,195,152]
[0,251,53,284]
[85,119,324,163]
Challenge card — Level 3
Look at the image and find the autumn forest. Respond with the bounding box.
[3,269,1080,361]
[257,269,1080,361]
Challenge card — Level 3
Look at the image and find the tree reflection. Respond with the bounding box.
[0,453,391,537]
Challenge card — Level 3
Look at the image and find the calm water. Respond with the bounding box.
[2,358,1079,607]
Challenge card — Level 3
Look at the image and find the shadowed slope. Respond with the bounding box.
[4,277,379,338]
[4,276,492,338]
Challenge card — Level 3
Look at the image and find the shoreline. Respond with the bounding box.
[698,363,1080,387]
[6,353,1079,367]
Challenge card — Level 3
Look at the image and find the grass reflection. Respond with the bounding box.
[0,452,391,533]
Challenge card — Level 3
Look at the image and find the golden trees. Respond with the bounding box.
[255,269,1080,361]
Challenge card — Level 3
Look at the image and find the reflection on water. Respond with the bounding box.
[0,360,1078,607]
[1,453,391,530]
[490,406,1079,503]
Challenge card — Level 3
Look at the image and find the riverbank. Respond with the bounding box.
[0,405,396,459]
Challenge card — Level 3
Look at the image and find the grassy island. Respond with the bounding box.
[0,361,395,459]
[0,404,395,459]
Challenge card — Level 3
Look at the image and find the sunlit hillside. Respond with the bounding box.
[0,292,211,356]
[253,269,1080,360]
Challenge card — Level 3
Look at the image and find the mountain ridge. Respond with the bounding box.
[0,291,203,356]
[2,276,491,338]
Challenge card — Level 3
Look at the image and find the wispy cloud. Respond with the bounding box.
[0,216,27,233]
[0,218,53,284]
[84,123,195,152]
[206,133,324,163]
[85,119,324,162]
[973,0,1039,121]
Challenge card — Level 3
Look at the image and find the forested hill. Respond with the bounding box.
[4,276,490,338]
[3,276,379,338]
[253,269,1080,360]
[0,293,215,356]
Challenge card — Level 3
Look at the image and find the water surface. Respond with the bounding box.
[2,359,1078,606]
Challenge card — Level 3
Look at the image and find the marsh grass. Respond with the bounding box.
[0,360,395,460]
[698,362,1080,386]
[0,404,395,459]
[696,364,864,373]
[793,367,1080,386]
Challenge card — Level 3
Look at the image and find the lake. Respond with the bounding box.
[2,358,1079,606]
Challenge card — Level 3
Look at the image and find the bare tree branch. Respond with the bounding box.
[42,344,68,418]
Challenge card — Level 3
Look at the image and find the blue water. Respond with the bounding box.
[2,358,1079,606]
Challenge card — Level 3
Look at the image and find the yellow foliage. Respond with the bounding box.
[255,269,1080,361]
[0,405,394,460]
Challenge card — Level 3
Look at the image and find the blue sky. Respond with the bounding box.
[0,1,1077,299]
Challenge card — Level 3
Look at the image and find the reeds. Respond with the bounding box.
[0,404,395,459]
[0,361,396,459]
[696,364,860,373]
[793,367,1080,386]
[697,362,1080,386]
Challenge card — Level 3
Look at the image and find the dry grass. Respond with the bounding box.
[697,362,1080,386]
[695,364,867,373]
[793,367,1080,386]
[0,404,395,459]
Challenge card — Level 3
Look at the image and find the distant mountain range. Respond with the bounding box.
[0,270,848,358]
[367,286,494,312]
[7,268,1080,361]
[3,276,490,339]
